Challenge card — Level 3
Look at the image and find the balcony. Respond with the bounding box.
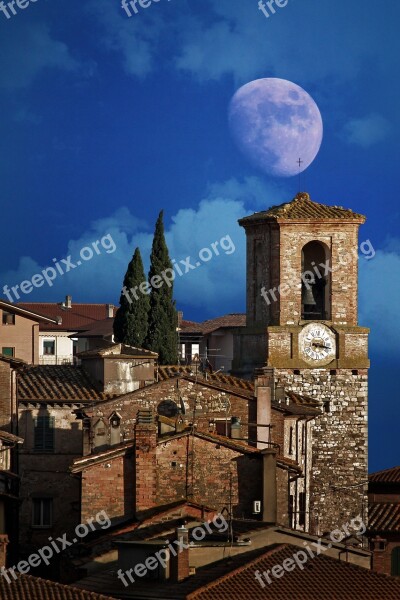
[39,355,74,365]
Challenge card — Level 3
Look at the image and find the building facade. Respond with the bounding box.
[233,192,369,534]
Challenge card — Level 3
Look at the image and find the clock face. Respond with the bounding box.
[299,323,336,366]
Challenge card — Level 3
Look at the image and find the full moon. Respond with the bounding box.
[228,78,323,178]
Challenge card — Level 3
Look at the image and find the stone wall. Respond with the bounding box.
[275,368,368,534]
[87,378,252,444]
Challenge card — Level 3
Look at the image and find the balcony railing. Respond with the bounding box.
[39,355,74,365]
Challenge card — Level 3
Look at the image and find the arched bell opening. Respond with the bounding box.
[301,241,331,320]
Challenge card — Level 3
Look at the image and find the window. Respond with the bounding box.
[288,495,294,528]
[2,312,15,325]
[299,492,306,527]
[1,347,14,357]
[392,547,400,576]
[289,426,294,455]
[32,498,52,527]
[43,341,55,355]
[34,416,55,452]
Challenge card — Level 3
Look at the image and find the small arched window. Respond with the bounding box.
[109,412,122,446]
[301,241,331,320]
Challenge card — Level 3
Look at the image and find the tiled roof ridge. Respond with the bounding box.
[239,192,366,223]
[71,440,135,472]
[369,464,400,482]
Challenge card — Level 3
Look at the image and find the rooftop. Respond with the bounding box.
[17,365,110,403]
[0,573,115,600]
[74,541,398,600]
[238,192,366,225]
[368,503,400,533]
[180,314,246,335]
[78,343,158,359]
[187,543,400,600]
[17,301,116,331]
[369,465,400,484]
[157,366,254,397]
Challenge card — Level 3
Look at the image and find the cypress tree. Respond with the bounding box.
[144,210,178,364]
[113,248,150,347]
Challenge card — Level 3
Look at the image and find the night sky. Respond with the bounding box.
[0,1,399,471]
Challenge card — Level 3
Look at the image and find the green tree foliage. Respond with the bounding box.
[113,248,150,347]
[144,210,178,364]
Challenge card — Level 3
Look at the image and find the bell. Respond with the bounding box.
[302,280,317,306]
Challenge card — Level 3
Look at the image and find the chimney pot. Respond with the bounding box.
[106,304,114,318]
[65,295,72,309]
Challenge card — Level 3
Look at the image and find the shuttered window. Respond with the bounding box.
[34,416,55,452]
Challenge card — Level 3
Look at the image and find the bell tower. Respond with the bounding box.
[233,192,369,533]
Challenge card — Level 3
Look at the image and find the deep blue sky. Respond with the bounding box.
[0,0,399,471]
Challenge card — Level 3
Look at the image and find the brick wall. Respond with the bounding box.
[80,451,134,523]
[156,434,263,519]
[0,362,12,429]
[371,537,400,576]
[135,420,157,513]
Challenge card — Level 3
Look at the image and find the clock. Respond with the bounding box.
[299,323,336,366]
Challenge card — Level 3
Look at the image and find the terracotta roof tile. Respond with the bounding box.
[158,366,254,397]
[187,543,400,600]
[369,465,400,484]
[17,303,116,331]
[239,192,366,224]
[200,314,246,334]
[17,366,110,402]
[369,503,400,533]
[179,314,246,335]
[74,318,114,338]
[0,574,114,600]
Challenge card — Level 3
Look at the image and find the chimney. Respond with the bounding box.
[106,304,114,318]
[253,367,274,449]
[177,311,183,328]
[135,409,157,513]
[170,526,190,582]
[261,448,277,523]
[230,416,241,440]
[0,534,8,568]
[65,295,72,309]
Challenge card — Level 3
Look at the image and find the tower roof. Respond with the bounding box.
[239,192,366,225]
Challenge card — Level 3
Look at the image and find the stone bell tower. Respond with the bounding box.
[233,192,369,533]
